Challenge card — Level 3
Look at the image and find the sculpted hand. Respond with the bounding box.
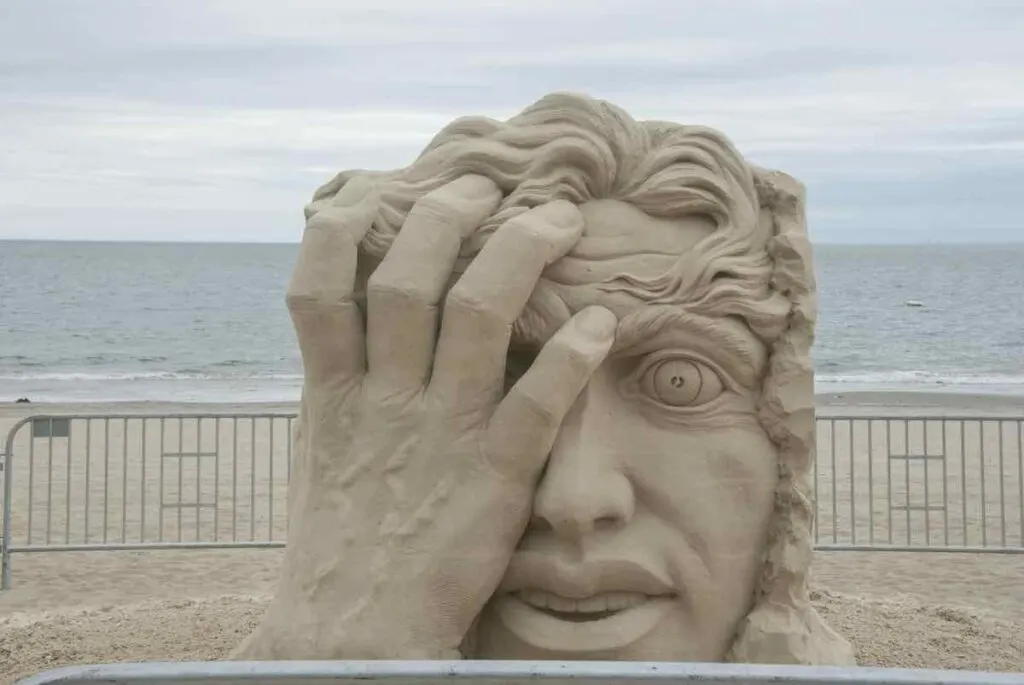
[233,175,617,660]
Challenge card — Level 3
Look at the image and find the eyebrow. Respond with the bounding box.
[611,306,767,388]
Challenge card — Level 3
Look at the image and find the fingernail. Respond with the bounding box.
[575,306,617,339]
[332,176,378,207]
[303,201,325,221]
[542,199,583,229]
[451,174,502,200]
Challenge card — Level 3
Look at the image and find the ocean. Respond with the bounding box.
[2,240,1022,403]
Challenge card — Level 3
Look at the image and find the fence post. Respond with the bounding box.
[1,418,23,591]
[1,442,6,591]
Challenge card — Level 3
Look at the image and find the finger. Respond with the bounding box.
[365,175,502,395]
[430,200,584,412]
[487,306,617,482]
[286,175,378,388]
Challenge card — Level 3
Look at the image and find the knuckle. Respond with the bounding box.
[305,205,366,235]
[504,215,549,243]
[300,217,359,256]
[303,200,326,222]
[546,337,595,377]
[332,175,378,204]
[366,270,436,310]
[366,271,416,301]
[407,193,460,227]
[304,207,344,231]
[444,284,493,317]
[498,202,582,251]
[363,379,424,411]
[285,289,348,312]
[409,181,497,229]
[510,389,561,428]
[491,217,558,261]
[285,290,316,310]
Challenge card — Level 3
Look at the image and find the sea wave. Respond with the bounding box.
[816,370,1024,387]
[6,369,1024,387]
[0,371,303,382]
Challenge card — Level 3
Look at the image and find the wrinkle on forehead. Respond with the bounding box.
[576,200,715,254]
[510,199,733,350]
[541,203,704,290]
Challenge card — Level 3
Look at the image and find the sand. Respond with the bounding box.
[1,394,1022,682]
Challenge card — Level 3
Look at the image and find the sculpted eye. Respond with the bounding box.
[640,358,724,407]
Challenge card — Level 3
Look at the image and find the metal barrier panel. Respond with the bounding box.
[14,661,1024,685]
[813,417,1024,552]
[3,412,1023,590]
[1,414,295,586]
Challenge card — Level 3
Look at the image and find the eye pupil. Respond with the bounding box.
[640,358,725,407]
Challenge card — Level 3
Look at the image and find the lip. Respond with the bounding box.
[515,589,650,617]
[499,557,675,599]
[494,557,677,652]
[494,592,675,653]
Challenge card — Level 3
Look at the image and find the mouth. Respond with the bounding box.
[513,589,653,622]
[494,589,676,653]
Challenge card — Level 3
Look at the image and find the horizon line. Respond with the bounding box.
[3,237,1024,248]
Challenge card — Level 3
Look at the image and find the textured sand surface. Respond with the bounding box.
[2,587,1022,683]
[1,397,1022,681]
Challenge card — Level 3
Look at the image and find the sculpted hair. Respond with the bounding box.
[727,171,853,664]
[307,92,853,664]
[308,93,790,345]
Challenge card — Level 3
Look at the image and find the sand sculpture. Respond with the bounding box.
[232,93,856,665]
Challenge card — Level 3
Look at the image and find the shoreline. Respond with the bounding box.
[3,390,1023,415]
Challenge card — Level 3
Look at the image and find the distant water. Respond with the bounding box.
[2,241,1023,402]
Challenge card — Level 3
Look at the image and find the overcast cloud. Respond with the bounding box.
[1,0,1022,243]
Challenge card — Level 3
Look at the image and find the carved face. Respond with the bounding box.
[472,199,778,661]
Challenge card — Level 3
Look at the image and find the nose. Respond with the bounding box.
[530,376,635,539]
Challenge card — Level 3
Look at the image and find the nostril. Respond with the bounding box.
[594,515,621,530]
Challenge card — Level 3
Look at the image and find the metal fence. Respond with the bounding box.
[14,660,1024,685]
[0,413,295,589]
[813,416,1024,553]
[2,412,1023,588]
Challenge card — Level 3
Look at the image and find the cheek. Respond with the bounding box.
[703,429,778,511]
[625,423,778,543]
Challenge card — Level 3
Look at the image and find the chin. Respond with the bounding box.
[470,595,718,662]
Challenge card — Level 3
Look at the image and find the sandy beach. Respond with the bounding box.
[1,393,1022,682]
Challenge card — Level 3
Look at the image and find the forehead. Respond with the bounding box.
[577,199,714,251]
[513,199,767,369]
[537,199,714,319]
[517,199,700,325]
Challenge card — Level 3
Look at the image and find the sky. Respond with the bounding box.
[1,0,1022,245]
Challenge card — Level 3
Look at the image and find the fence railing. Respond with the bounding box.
[0,413,295,588]
[813,416,1024,552]
[2,412,1022,588]
[15,660,1024,685]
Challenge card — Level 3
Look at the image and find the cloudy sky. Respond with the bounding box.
[1,0,1022,244]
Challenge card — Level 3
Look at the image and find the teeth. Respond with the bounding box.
[606,592,645,611]
[546,594,578,612]
[517,590,648,614]
[519,590,551,609]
